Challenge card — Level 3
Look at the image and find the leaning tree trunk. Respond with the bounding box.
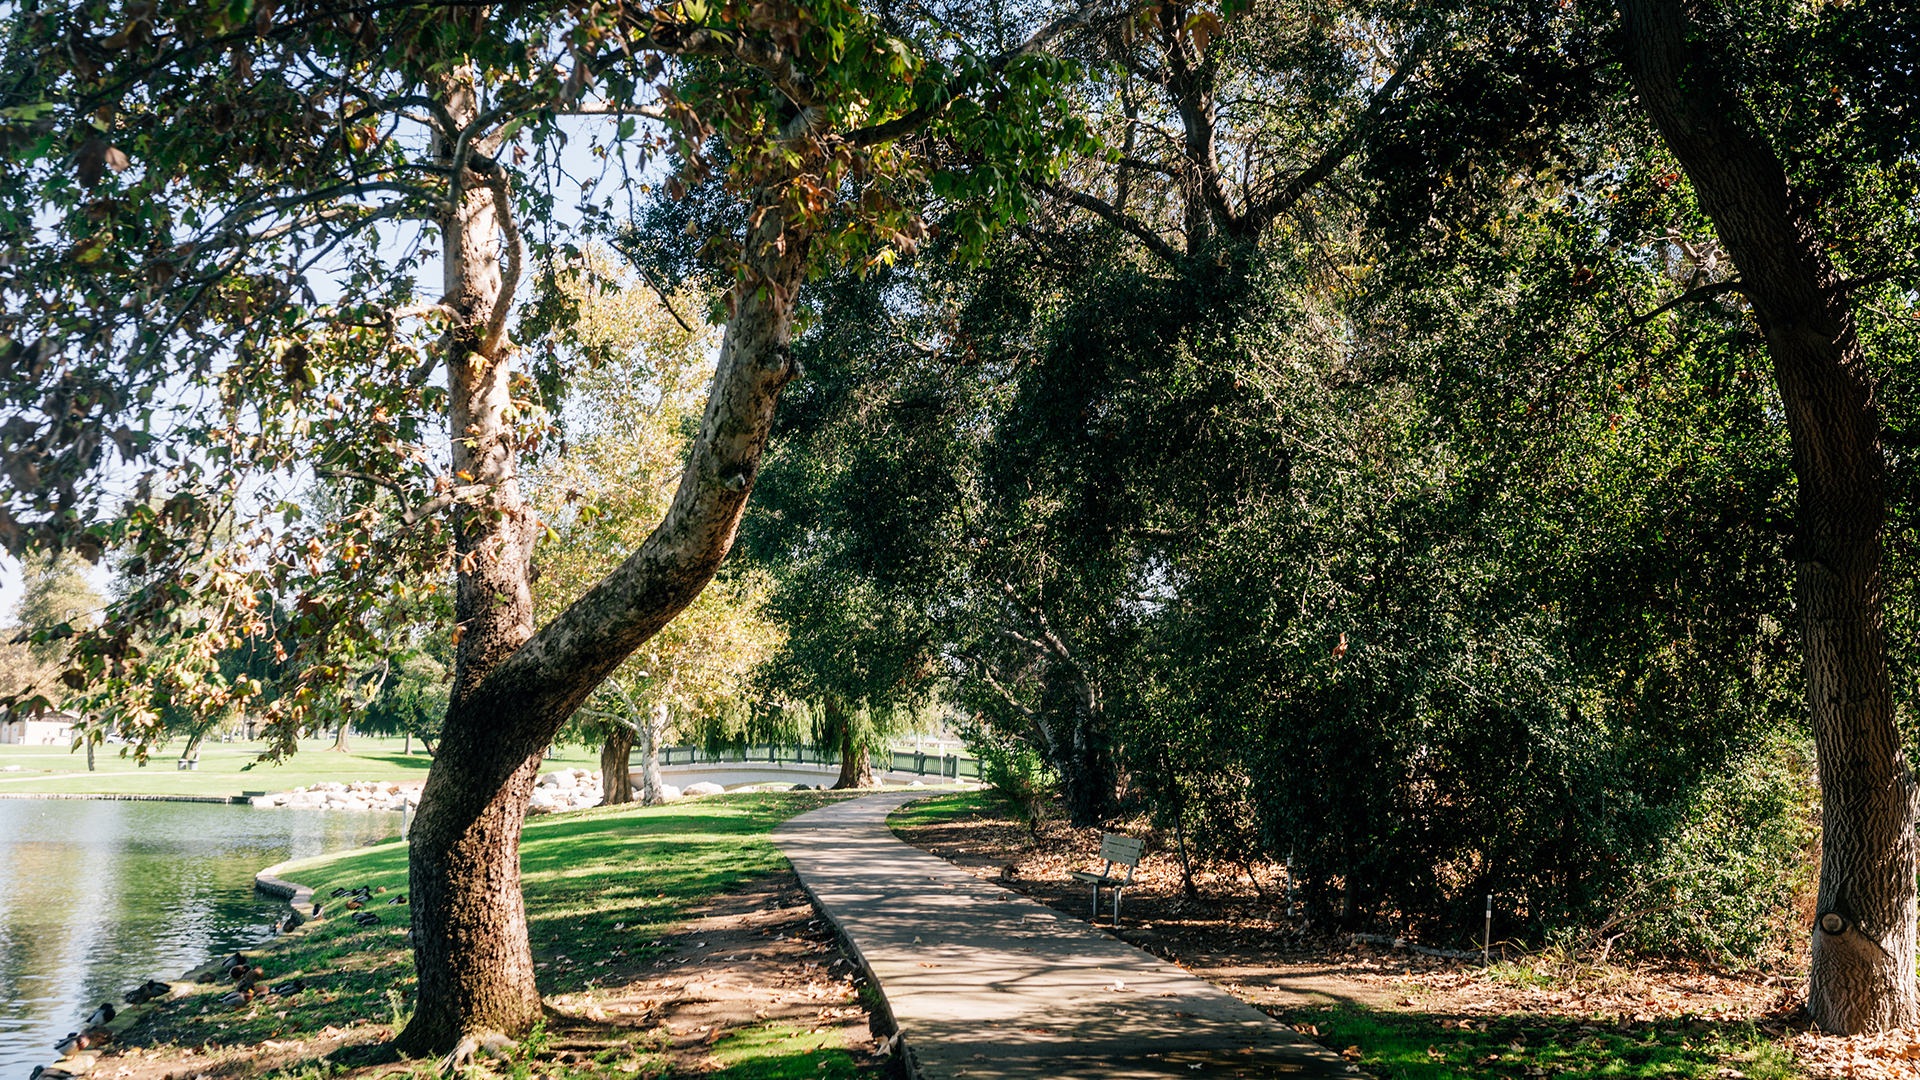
[600,725,635,805]
[1617,0,1919,1033]
[638,701,669,805]
[397,121,810,1052]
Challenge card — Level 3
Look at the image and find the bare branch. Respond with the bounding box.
[1033,180,1183,266]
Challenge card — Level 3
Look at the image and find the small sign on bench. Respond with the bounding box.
[1068,832,1143,925]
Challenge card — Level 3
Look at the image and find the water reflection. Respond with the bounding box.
[0,799,400,1076]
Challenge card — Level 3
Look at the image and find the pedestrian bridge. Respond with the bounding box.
[653,744,981,790]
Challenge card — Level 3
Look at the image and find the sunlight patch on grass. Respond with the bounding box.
[1298,1004,1800,1080]
[706,1022,862,1079]
[885,790,1001,830]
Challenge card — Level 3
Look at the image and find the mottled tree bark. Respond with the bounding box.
[638,701,670,805]
[1616,0,1919,1033]
[396,59,810,1048]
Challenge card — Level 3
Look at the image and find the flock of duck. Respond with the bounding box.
[27,882,406,1080]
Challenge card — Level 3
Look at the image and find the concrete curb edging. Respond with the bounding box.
[776,807,920,1078]
[254,859,318,914]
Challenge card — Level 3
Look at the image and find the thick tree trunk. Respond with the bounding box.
[331,721,349,752]
[398,63,545,1053]
[832,706,875,790]
[396,113,809,1050]
[1616,0,1919,1033]
[638,701,669,805]
[600,725,635,805]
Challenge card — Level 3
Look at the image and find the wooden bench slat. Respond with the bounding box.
[1100,834,1144,864]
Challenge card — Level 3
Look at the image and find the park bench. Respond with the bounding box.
[1069,832,1144,925]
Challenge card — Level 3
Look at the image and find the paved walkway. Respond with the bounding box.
[774,793,1358,1079]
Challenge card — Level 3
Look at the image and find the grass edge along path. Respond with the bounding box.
[101,790,885,1080]
[888,791,1805,1080]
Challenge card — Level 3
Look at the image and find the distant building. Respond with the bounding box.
[0,709,78,746]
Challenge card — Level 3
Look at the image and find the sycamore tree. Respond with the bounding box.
[533,255,780,805]
[0,0,1089,1053]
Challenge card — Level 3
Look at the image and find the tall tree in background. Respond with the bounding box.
[0,0,1086,1052]
[17,554,101,664]
[1612,0,1920,1034]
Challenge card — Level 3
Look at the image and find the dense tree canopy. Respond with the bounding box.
[4,0,1918,1047]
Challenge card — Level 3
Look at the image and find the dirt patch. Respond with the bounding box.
[68,872,894,1079]
[540,872,891,1071]
[891,796,1920,1080]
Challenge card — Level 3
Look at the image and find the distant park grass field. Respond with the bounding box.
[0,736,599,798]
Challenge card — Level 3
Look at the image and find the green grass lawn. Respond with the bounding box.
[1291,1004,1799,1080]
[0,736,598,797]
[885,789,1002,830]
[120,791,871,1079]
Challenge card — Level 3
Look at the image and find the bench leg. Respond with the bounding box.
[1089,882,1099,919]
[1113,886,1122,926]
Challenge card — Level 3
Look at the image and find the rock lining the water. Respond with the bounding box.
[249,780,421,812]
[250,765,745,814]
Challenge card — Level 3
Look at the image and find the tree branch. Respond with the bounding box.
[1033,179,1183,266]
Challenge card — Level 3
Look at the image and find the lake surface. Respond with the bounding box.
[0,798,401,1076]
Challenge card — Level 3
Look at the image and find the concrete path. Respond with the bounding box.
[774,793,1359,1079]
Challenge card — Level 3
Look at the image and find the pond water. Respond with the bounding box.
[0,798,401,1076]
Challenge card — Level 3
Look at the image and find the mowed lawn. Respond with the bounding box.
[0,736,600,798]
[116,791,872,1079]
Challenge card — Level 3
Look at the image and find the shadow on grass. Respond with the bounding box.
[348,753,436,772]
[1279,1002,1798,1080]
[111,791,873,1079]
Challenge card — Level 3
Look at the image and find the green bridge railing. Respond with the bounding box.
[656,743,981,781]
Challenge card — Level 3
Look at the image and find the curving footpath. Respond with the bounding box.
[774,793,1360,1079]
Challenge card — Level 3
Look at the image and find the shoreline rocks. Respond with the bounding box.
[249,765,759,815]
[250,780,420,813]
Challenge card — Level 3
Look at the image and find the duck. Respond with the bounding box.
[352,911,380,926]
[228,961,256,983]
[275,909,306,933]
[85,1002,114,1027]
[328,887,350,898]
[31,1066,79,1079]
[344,898,366,911]
[127,979,171,1004]
[310,902,324,918]
[54,1028,110,1055]
[269,978,306,996]
[386,894,408,906]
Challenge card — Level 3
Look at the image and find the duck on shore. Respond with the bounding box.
[352,911,380,926]
[124,979,171,1005]
[53,1028,110,1056]
[84,1003,114,1027]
